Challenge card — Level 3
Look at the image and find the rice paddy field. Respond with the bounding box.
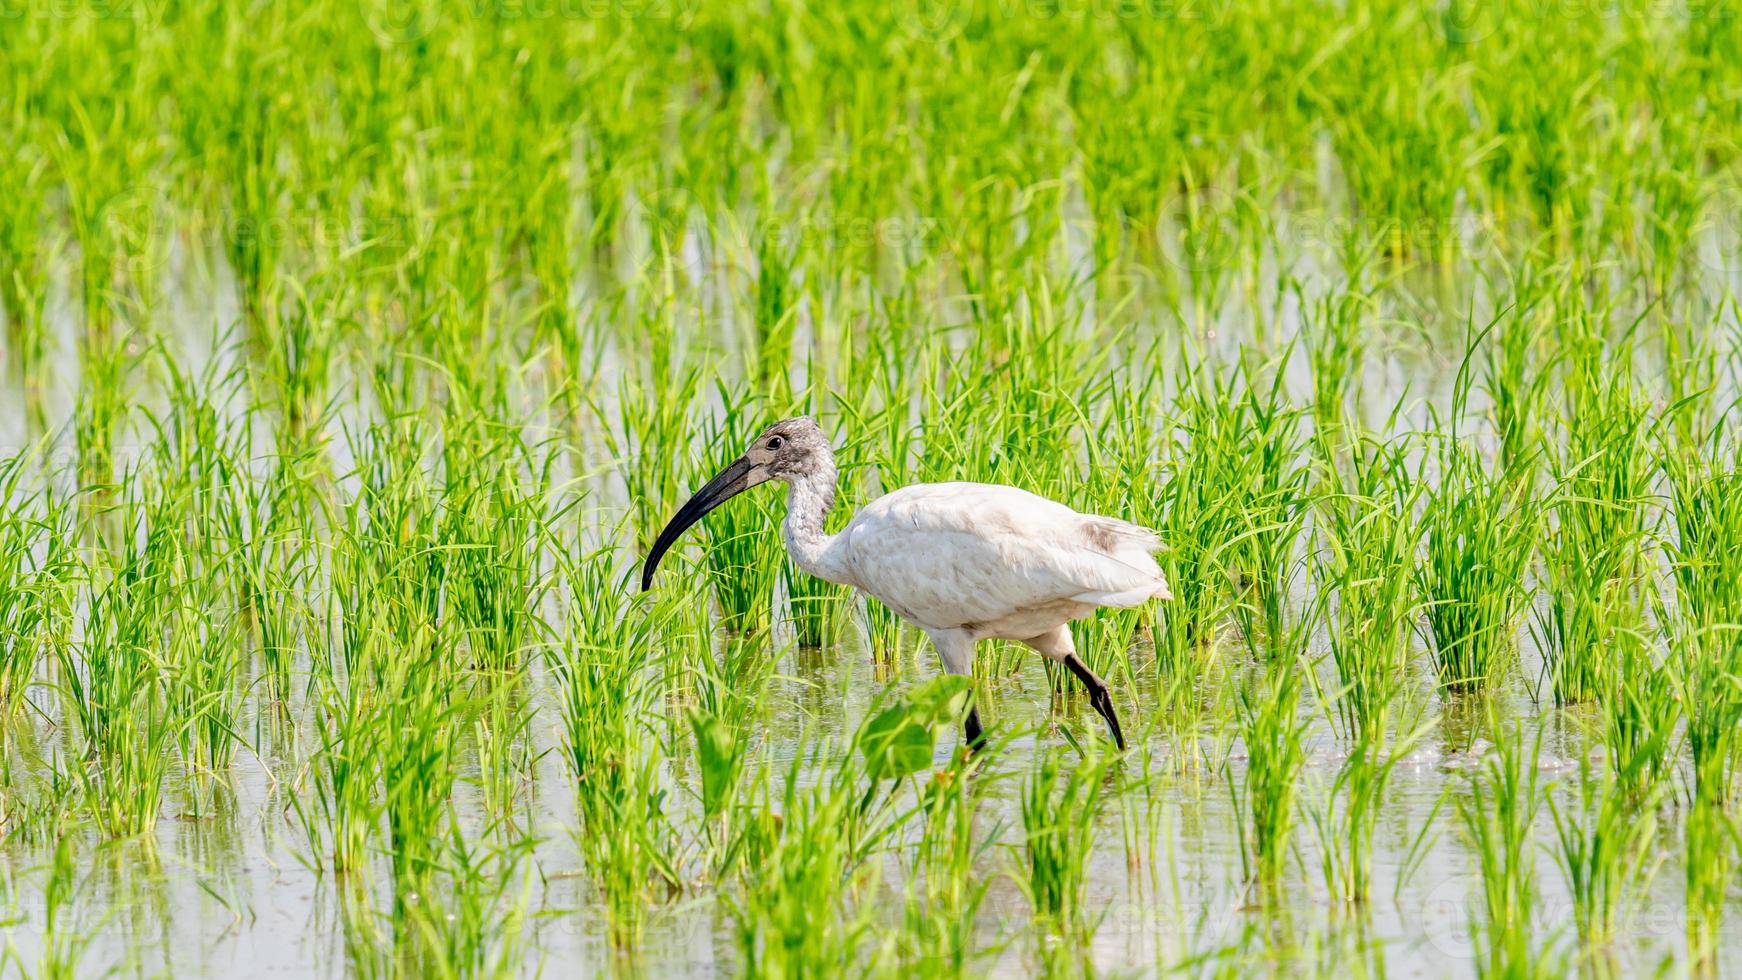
[3,0,1742,976]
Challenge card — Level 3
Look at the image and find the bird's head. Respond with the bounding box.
[640,416,832,590]
[742,416,832,482]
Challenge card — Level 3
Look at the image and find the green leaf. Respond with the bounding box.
[860,675,971,782]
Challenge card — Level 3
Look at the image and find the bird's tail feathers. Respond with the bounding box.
[1074,575,1173,608]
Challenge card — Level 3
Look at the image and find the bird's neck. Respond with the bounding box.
[782,456,850,585]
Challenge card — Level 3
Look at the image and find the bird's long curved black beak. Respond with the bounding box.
[641,456,767,591]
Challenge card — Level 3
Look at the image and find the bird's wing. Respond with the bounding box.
[840,482,1170,630]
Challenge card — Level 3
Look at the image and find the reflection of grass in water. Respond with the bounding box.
[1233,648,1309,893]
[1461,723,1560,978]
[1548,750,1661,966]
[1019,747,1108,955]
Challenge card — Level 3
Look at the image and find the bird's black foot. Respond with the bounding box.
[1063,653,1126,751]
[963,704,986,755]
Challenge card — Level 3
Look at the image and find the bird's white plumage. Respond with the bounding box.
[829,482,1171,640]
[649,417,1169,749]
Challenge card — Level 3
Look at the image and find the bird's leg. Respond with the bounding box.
[1061,653,1126,751]
[926,628,985,753]
[963,706,984,752]
[1025,625,1126,751]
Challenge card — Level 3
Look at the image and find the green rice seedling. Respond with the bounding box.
[265,286,343,455]
[1155,362,1246,667]
[1166,168,1261,334]
[731,675,968,974]
[140,359,254,790]
[1595,624,1678,803]
[296,414,455,876]
[159,589,245,804]
[730,739,891,977]
[549,550,679,951]
[598,360,706,550]
[1460,723,1554,979]
[1415,437,1539,694]
[0,131,54,431]
[1657,338,1720,480]
[217,454,315,705]
[525,173,582,435]
[685,613,788,866]
[0,452,73,712]
[1548,755,1661,963]
[215,86,288,337]
[1661,420,1742,805]
[438,417,552,674]
[784,549,846,648]
[687,631,793,882]
[53,91,161,498]
[471,678,537,835]
[686,693,742,851]
[1483,302,1548,482]
[58,480,193,839]
[337,406,446,648]
[1671,623,1742,812]
[1318,432,1423,742]
[377,640,470,896]
[747,226,801,401]
[297,663,384,877]
[1228,368,1314,652]
[1318,39,1472,268]
[1532,353,1653,706]
[1300,272,1377,448]
[732,777,880,975]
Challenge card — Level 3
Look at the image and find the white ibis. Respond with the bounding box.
[641,417,1172,750]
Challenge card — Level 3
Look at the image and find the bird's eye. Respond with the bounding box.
[767,436,785,451]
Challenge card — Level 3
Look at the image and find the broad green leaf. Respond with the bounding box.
[860,675,972,782]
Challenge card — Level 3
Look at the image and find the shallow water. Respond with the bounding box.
[1,205,1738,977]
[0,630,1726,976]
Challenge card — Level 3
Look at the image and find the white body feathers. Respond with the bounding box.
[792,481,1172,643]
